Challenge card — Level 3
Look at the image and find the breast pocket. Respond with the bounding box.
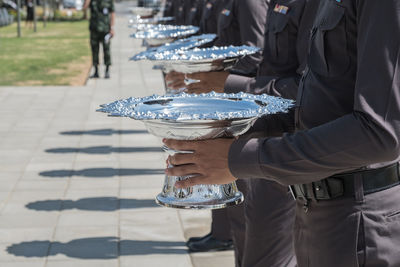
[267,13,290,64]
[309,1,350,78]
[218,10,233,30]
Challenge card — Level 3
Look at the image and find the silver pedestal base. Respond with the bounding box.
[156,191,244,210]
[155,174,244,210]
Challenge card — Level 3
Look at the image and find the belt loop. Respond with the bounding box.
[307,183,318,202]
[354,173,364,203]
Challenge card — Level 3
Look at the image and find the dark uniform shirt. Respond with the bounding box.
[163,0,174,17]
[215,0,268,76]
[172,0,186,25]
[185,0,204,26]
[89,0,114,32]
[199,0,226,34]
[224,0,319,100]
[229,0,400,185]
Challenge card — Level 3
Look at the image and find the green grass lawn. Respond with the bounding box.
[0,20,91,86]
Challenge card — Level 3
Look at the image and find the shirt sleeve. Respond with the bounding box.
[229,0,267,75]
[229,0,400,186]
[224,74,300,100]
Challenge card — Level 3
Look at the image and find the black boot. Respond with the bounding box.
[186,232,212,246]
[105,66,110,79]
[90,66,99,78]
[187,234,233,253]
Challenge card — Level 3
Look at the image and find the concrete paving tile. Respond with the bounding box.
[25,162,75,173]
[74,153,119,163]
[12,180,68,192]
[178,210,211,241]
[57,212,119,227]
[0,228,54,243]
[120,175,164,189]
[68,179,120,190]
[46,259,118,267]
[191,251,235,267]
[0,213,59,228]
[0,261,45,266]
[53,226,118,242]
[0,171,21,181]
[64,189,119,198]
[120,187,161,200]
[0,181,18,192]
[120,255,192,267]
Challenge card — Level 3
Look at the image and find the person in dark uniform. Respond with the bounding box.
[164,0,400,267]
[172,1,319,266]
[162,0,174,17]
[25,0,34,28]
[83,0,115,79]
[166,1,267,265]
[171,0,185,25]
[185,0,204,26]
[199,0,225,34]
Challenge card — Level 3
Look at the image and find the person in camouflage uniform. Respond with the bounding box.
[84,0,115,79]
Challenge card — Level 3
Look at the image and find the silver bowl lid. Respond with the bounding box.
[148,45,260,61]
[131,25,199,39]
[131,34,217,61]
[97,92,294,121]
[128,16,174,25]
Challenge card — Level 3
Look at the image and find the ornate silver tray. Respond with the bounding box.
[97,92,293,209]
[131,34,217,61]
[148,45,260,73]
[129,7,156,17]
[131,25,199,46]
[128,16,174,26]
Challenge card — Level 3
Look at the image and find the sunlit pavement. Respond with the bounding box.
[0,1,234,266]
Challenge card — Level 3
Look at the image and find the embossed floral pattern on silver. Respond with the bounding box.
[128,16,174,25]
[98,92,294,121]
[148,45,260,61]
[131,25,199,39]
[129,6,156,17]
[131,34,217,61]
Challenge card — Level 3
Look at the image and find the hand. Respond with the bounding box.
[163,138,237,188]
[110,28,115,37]
[165,71,185,89]
[185,71,229,94]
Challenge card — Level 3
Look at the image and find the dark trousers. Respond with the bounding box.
[211,180,247,267]
[242,179,296,267]
[294,184,400,267]
[90,30,111,66]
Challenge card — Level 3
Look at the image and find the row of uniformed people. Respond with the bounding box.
[162,0,318,267]
[163,0,400,267]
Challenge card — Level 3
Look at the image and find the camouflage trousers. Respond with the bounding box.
[90,30,111,66]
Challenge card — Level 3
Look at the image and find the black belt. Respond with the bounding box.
[289,163,400,201]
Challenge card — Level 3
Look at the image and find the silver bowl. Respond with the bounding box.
[131,25,200,47]
[149,46,260,73]
[129,7,156,17]
[98,92,294,209]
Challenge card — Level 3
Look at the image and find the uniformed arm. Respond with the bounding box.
[229,0,267,75]
[224,74,300,100]
[229,0,400,185]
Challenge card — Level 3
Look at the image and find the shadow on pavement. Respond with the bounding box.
[39,168,164,178]
[7,237,187,259]
[60,129,148,136]
[26,197,159,211]
[45,146,163,154]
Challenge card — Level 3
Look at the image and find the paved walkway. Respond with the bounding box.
[0,2,234,266]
